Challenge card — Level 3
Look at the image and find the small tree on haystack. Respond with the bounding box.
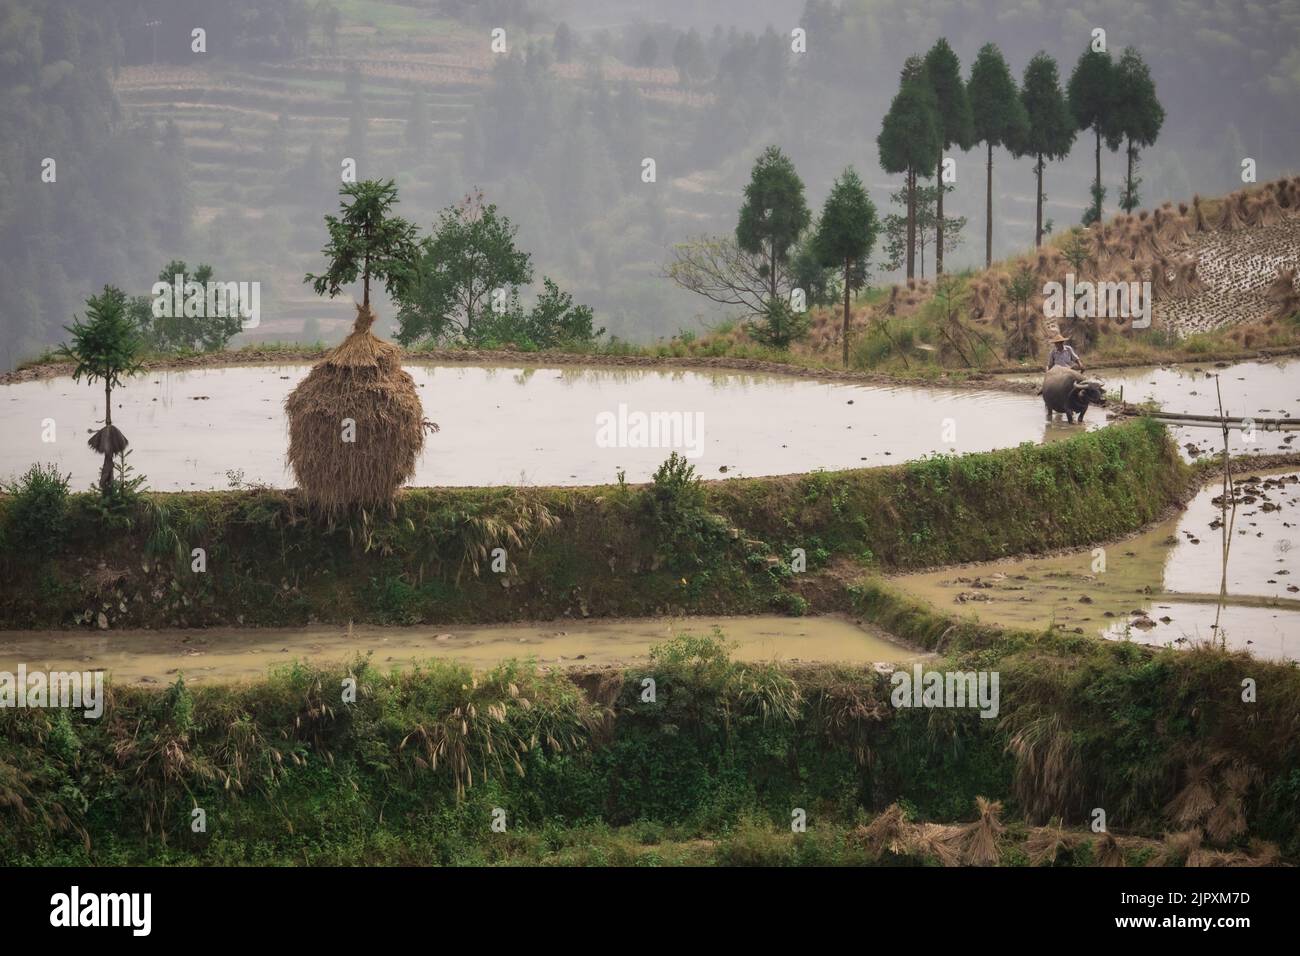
[58,286,144,495]
[290,179,431,513]
[305,179,419,312]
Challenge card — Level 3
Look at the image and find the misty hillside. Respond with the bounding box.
[2,0,1297,368]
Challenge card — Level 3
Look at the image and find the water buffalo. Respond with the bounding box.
[1042,366,1106,423]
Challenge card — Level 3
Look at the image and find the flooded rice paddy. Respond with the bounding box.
[0,614,926,686]
[1006,357,1300,459]
[1,363,1088,489]
[893,469,1300,661]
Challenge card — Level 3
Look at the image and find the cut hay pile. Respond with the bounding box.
[285,304,433,512]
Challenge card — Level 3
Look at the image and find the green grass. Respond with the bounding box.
[0,421,1190,629]
[3,626,1296,866]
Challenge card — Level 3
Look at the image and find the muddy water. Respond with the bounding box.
[0,363,1090,490]
[0,614,926,686]
[892,470,1300,661]
[1006,357,1300,458]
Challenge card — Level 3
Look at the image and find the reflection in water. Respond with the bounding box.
[892,470,1300,661]
[0,614,927,686]
[0,362,1094,490]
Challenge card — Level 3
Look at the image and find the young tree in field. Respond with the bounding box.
[878,57,941,280]
[736,145,812,304]
[967,43,1028,269]
[813,167,880,367]
[305,179,420,311]
[58,286,144,495]
[1111,48,1164,213]
[395,192,533,344]
[1067,47,1121,224]
[1015,52,1076,247]
[922,39,973,276]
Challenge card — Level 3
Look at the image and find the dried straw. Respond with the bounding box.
[285,304,433,512]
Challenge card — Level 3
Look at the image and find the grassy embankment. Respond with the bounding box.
[0,419,1187,630]
[3,600,1296,866]
[4,420,1296,866]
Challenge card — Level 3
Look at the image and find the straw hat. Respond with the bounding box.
[1051,333,1070,344]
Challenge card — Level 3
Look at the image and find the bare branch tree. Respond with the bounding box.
[662,235,794,317]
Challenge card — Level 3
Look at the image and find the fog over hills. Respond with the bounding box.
[2,0,1296,367]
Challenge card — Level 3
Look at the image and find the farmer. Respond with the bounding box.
[1046,333,1083,372]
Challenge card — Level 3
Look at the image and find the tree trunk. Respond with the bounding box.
[363,251,371,309]
[984,142,993,269]
[1094,127,1102,222]
[99,381,113,495]
[1035,153,1044,247]
[1124,136,1134,211]
[842,257,851,368]
[770,238,778,304]
[905,168,916,280]
[936,152,945,276]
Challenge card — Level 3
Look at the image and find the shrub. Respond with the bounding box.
[2,463,71,559]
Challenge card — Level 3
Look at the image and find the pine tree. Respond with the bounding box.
[58,287,144,495]
[1015,52,1076,247]
[968,43,1028,268]
[813,167,880,367]
[1067,47,1122,224]
[736,145,812,304]
[878,57,941,280]
[305,180,420,311]
[922,39,973,276]
[1112,48,1164,212]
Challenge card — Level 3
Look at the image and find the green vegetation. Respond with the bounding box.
[1112,48,1165,213]
[921,38,974,276]
[0,420,1188,629]
[305,178,420,311]
[128,261,245,353]
[736,145,812,306]
[57,287,145,495]
[1,464,71,560]
[847,579,1300,857]
[3,619,1294,865]
[1014,53,1076,247]
[877,57,942,280]
[967,43,1029,269]
[393,191,601,350]
[813,167,879,366]
[1067,46,1121,224]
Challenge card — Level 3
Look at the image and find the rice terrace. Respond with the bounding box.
[1,0,1299,935]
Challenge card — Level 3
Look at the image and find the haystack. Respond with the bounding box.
[1265,266,1300,322]
[1215,192,1246,232]
[1192,195,1209,232]
[285,304,433,512]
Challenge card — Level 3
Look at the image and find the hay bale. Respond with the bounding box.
[1026,823,1083,866]
[1192,195,1209,232]
[1216,192,1247,232]
[856,803,912,858]
[285,304,433,512]
[1093,832,1125,867]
